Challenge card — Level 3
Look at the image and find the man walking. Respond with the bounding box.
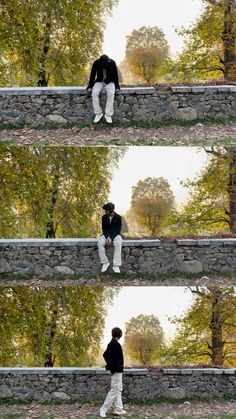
[98,202,122,273]
[86,54,120,124]
[100,327,126,417]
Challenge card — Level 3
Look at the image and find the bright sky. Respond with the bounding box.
[102,286,194,347]
[103,0,203,64]
[109,147,209,214]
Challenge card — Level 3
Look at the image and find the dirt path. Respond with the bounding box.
[1,400,236,418]
[0,274,234,287]
[1,122,236,146]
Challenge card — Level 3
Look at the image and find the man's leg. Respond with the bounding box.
[113,235,122,268]
[113,373,124,414]
[104,82,115,121]
[98,235,110,272]
[100,373,121,416]
[92,82,104,120]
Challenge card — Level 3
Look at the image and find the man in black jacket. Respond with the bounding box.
[100,327,126,417]
[86,54,120,124]
[98,202,122,273]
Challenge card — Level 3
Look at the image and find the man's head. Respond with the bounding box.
[99,54,109,62]
[103,202,115,216]
[99,54,110,68]
[112,327,122,340]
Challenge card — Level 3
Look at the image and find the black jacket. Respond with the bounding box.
[87,58,120,90]
[102,212,122,241]
[103,338,124,374]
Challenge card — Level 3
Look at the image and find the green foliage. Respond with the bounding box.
[168,0,236,82]
[174,149,230,235]
[168,2,224,82]
[123,26,170,83]
[0,286,117,367]
[0,0,118,86]
[130,177,175,236]
[165,287,236,366]
[124,314,164,365]
[0,146,124,238]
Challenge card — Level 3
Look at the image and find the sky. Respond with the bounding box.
[102,286,195,346]
[103,0,203,64]
[109,147,209,214]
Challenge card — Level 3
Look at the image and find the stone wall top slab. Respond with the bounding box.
[0,238,235,248]
[0,367,148,375]
[0,86,155,96]
[171,85,236,93]
[0,238,161,247]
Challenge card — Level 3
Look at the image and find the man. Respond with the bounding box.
[98,202,122,273]
[100,327,126,418]
[86,54,120,124]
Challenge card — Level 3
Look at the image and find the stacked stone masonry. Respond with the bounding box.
[0,238,236,276]
[0,368,235,402]
[0,85,236,125]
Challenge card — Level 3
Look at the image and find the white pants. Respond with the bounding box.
[98,235,122,267]
[92,82,115,116]
[101,372,123,413]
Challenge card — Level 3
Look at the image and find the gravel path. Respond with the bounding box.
[1,122,236,146]
[1,400,236,418]
[0,274,234,287]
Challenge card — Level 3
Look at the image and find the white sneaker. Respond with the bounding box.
[105,115,112,123]
[100,409,106,417]
[113,409,126,415]
[94,113,103,123]
[113,266,120,273]
[101,262,110,273]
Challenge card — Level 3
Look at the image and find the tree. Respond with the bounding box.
[124,26,169,83]
[170,0,236,82]
[130,177,175,236]
[0,286,118,367]
[210,0,236,80]
[175,147,236,234]
[0,146,124,238]
[165,287,236,366]
[0,0,118,86]
[124,314,164,365]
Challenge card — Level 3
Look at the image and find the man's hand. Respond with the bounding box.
[106,237,112,245]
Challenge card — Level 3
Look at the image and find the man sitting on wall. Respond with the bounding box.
[97,202,122,273]
[86,54,120,124]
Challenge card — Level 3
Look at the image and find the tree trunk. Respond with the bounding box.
[37,13,51,87]
[44,305,58,367]
[228,147,236,232]
[223,0,236,80]
[45,171,60,238]
[210,289,224,365]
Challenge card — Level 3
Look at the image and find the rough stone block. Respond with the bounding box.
[176,107,197,121]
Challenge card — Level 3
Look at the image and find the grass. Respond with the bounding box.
[1,115,236,131]
[2,415,55,419]
[0,270,235,283]
[2,414,24,419]
[86,415,236,419]
[1,414,236,419]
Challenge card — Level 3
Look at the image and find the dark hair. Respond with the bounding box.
[112,327,122,338]
[99,54,109,62]
[103,202,115,212]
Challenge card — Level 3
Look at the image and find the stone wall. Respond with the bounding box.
[0,238,236,277]
[0,367,235,402]
[1,85,236,125]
